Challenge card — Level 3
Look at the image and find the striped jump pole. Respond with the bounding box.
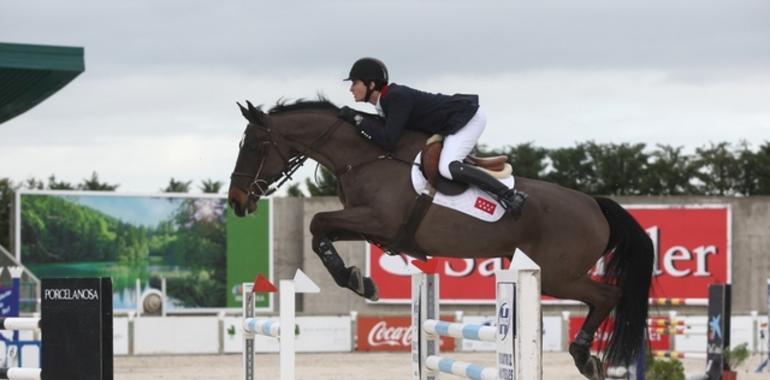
[0,368,41,380]
[413,253,542,380]
[242,269,319,380]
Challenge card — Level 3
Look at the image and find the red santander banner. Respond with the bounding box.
[366,205,730,304]
[356,316,456,352]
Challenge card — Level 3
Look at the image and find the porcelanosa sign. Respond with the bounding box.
[366,205,730,304]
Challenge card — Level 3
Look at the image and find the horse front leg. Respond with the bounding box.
[310,207,388,301]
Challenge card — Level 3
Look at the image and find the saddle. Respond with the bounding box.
[420,135,513,196]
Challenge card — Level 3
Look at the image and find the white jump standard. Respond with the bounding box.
[0,318,41,380]
[242,269,319,380]
[412,254,542,380]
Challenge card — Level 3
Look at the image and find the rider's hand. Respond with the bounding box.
[339,106,363,126]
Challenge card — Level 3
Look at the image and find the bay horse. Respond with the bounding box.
[227,99,653,380]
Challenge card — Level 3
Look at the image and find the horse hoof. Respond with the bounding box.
[582,356,604,380]
[362,276,379,301]
[569,343,604,380]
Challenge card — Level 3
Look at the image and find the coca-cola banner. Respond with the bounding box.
[356,316,455,352]
[366,205,730,304]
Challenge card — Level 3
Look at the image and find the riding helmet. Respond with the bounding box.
[345,57,389,83]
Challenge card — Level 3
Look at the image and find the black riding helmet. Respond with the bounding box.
[345,58,389,102]
[345,57,389,83]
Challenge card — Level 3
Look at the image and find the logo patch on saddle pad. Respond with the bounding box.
[474,197,497,215]
[411,152,515,222]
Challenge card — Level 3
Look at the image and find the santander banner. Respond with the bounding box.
[366,205,730,304]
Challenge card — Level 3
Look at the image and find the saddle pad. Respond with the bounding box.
[411,152,515,222]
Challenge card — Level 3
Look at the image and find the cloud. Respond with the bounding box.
[1,0,768,193]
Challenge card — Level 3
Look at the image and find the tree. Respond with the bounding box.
[163,178,192,193]
[545,143,596,193]
[734,141,758,196]
[47,175,75,190]
[199,179,223,194]
[477,142,548,180]
[755,142,770,195]
[305,167,338,196]
[692,142,740,195]
[24,178,44,190]
[0,178,16,249]
[642,145,698,195]
[78,172,119,191]
[286,183,305,197]
[586,142,648,195]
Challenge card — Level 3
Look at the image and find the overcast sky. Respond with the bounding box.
[1,0,768,194]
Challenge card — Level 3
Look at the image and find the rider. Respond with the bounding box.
[339,57,527,217]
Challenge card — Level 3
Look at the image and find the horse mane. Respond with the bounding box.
[268,95,340,115]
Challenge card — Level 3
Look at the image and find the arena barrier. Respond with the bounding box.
[757,278,770,373]
[242,269,319,380]
[412,254,542,380]
[0,277,112,380]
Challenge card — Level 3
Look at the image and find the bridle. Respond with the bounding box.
[230,114,344,202]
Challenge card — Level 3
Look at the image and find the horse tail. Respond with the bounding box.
[594,196,654,366]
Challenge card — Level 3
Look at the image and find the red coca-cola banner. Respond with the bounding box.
[356,316,456,352]
[366,205,730,304]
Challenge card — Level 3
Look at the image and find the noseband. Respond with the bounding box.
[230,115,343,202]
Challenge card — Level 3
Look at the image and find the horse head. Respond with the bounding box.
[228,101,299,216]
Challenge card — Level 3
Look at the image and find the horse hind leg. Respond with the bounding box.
[550,276,621,380]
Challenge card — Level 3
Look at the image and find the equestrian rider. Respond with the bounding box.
[338,57,527,217]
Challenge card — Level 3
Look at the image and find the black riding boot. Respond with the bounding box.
[448,160,528,218]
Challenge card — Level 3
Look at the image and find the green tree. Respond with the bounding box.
[199,179,223,194]
[286,183,305,197]
[756,142,770,195]
[477,142,548,180]
[642,145,698,195]
[545,143,595,193]
[78,172,119,191]
[47,175,75,190]
[586,142,648,195]
[734,141,758,196]
[692,142,740,195]
[305,167,338,196]
[24,178,44,190]
[163,178,192,193]
[0,178,16,249]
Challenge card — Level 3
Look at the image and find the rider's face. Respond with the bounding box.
[349,80,368,102]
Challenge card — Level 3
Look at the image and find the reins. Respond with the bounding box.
[232,110,416,201]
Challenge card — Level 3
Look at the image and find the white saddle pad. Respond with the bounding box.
[410,152,515,222]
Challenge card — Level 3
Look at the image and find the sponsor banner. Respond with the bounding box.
[15,190,274,310]
[367,205,730,304]
[223,316,352,353]
[226,198,273,310]
[356,315,455,352]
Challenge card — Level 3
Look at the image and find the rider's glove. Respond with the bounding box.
[339,106,363,126]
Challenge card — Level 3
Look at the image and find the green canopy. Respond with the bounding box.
[0,42,85,124]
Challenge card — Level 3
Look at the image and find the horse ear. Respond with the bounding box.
[237,102,249,120]
[237,100,266,124]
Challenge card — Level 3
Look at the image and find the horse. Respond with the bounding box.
[227,98,653,380]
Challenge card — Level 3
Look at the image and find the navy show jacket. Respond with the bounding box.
[357,83,480,151]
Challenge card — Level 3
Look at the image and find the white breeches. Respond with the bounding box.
[438,106,487,180]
